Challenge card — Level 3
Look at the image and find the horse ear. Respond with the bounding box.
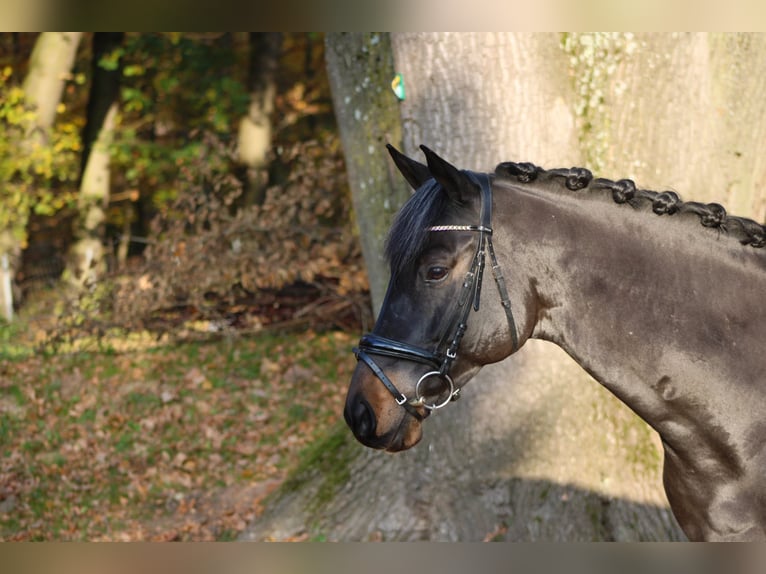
[420,145,473,204]
[386,144,431,190]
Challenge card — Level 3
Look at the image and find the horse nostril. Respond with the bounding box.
[345,397,376,439]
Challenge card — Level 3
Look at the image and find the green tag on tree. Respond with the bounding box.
[391,73,405,101]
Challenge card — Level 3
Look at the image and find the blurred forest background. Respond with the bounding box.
[1,32,369,341]
[0,32,369,540]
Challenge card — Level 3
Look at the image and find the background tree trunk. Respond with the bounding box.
[21,32,82,146]
[65,32,124,289]
[0,32,81,321]
[78,33,124,181]
[324,32,412,314]
[244,32,766,542]
[237,32,281,206]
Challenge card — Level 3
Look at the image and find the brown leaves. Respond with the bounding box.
[111,133,368,335]
[0,329,354,541]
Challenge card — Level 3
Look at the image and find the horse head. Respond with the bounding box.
[344,146,528,451]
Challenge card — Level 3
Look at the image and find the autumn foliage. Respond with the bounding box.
[0,33,372,342]
[111,131,369,334]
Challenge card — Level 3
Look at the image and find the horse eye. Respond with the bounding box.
[425,266,449,282]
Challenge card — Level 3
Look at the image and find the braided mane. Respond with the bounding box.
[386,160,766,281]
[495,162,766,249]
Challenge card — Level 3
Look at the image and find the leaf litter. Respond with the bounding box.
[0,329,353,541]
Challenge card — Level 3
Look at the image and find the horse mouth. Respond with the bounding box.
[381,414,424,452]
[346,412,424,452]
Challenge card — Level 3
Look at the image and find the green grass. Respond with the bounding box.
[281,423,355,513]
[0,320,33,360]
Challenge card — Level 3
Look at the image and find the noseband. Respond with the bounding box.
[353,172,519,421]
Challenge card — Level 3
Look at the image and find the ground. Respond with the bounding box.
[0,322,352,541]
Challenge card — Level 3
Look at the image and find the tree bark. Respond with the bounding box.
[324,32,412,314]
[237,33,281,206]
[0,32,81,320]
[245,32,766,542]
[561,33,766,215]
[21,32,82,146]
[78,32,124,182]
[64,32,124,289]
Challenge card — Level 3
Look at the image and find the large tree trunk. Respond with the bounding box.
[0,32,81,320]
[561,33,766,218]
[244,33,766,542]
[324,32,411,313]
[65,32,124,289]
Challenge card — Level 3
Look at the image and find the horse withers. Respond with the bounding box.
[344,145,766,541]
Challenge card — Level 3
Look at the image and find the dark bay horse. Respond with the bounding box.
[344,145,766,541]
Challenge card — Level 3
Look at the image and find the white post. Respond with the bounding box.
[1,254,12,322]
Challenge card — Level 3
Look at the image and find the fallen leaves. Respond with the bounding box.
[0,328,354,541]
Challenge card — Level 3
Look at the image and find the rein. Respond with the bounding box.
[353,173,519,421]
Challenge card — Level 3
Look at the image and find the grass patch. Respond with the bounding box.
[0,320,34,360]
[281,423,355,513]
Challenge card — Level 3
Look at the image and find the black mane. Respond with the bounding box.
[495,162,766,249]
[385,161,766,281]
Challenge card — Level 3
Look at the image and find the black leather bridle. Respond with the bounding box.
[353,172,519,421]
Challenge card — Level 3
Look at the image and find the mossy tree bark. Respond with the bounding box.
[245,33,766,542]
[324,32,411,314]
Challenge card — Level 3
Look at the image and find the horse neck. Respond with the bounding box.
[496,181,766,426]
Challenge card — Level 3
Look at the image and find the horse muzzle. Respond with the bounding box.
[344,357,431,451]
[343,391,425,451]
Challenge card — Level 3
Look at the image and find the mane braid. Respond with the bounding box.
[495,161,766,250]
[385,179,452,278]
